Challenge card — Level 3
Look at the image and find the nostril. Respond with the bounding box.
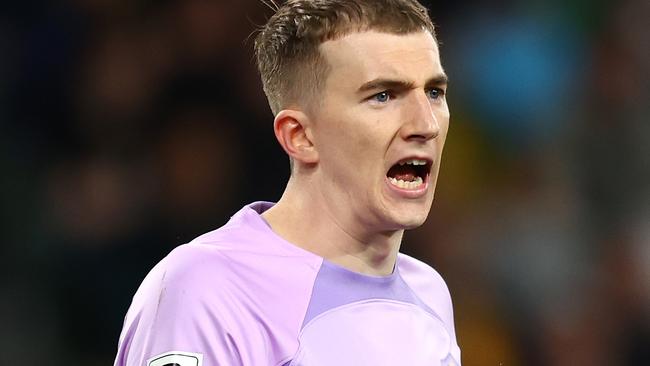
[407,128,438,141]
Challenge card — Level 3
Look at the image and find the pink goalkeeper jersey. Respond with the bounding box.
[114,202,461,366]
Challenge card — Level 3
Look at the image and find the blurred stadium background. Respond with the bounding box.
[1,0,648,364]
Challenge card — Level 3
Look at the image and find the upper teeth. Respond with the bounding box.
[399,159,427,166]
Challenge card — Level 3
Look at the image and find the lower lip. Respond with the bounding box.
[384,176,429,198]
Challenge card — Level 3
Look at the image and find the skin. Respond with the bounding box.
[262,30,450,276]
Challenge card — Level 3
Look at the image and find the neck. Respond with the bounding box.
[262,177,403,276]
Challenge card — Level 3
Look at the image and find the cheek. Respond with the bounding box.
[436,109,450,140]
[440,105,451,128]
[315,103,393,175]
[324,115,379,154]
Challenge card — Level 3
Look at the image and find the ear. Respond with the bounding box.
[273,109,319,165]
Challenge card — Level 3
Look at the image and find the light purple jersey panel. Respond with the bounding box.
[291,256,461,365]
[399,253,462,361]
[302,259,439,326]
[115,202,323,366]
[293,301,457,365]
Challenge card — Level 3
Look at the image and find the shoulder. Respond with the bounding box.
[125,211,263,320]
[118,237,276,365]
[152,242,232,289]
[127,218,322,326]
[131,201,321,311]
[132,220,267,308]
[146,203,279,290]
[115,242,245,366]
[117,202,321,365]
[397,253,456,335]
[397,253,449,295]
[127,241,239,324]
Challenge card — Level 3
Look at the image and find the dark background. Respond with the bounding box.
[1,0,648,364]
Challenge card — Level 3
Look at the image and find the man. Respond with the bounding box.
[114,0,460,365]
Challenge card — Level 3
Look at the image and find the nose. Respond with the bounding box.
[401,90,440,141]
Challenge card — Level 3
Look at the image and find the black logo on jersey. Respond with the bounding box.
[147,351,202,366]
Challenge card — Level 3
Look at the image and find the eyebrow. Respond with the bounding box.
[357,73,449,93]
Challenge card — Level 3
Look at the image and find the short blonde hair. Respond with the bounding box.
[254,0,437,115]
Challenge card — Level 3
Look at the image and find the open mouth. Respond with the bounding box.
[386,158,432,190]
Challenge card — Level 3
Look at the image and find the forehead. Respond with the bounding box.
[319,30,443,87]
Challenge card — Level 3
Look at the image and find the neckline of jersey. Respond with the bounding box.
[245,201,400,282]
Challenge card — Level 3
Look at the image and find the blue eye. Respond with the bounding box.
[427,88,444,100]
[373,91,390,103]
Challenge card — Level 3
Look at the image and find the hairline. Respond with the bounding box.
[288,27,437,116]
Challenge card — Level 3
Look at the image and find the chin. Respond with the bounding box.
[385,209,430,230]
[398,217,428,230]
[378,186,436,230]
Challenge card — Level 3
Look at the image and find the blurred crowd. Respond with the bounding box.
[1,0,648,365]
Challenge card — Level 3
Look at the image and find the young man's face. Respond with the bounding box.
[309,30,449,233]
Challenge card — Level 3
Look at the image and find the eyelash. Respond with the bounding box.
[370,88,445,103]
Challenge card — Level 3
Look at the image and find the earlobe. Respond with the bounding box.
[273,109,319,165]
